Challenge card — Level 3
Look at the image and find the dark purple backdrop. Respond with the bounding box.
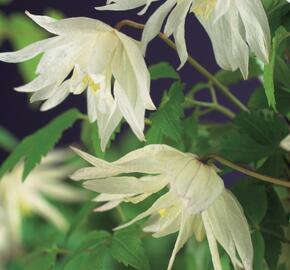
[0,0,256,148]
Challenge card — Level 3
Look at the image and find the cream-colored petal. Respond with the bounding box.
[202,211,223,270]
[95,0,147,11]
[26,11,112,35]
[115,192,178,230]
[83,175,167,195]
[0,37,59,63]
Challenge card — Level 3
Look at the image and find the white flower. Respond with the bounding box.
[0,12,155,151]
[97,0,271,77]
[71,144,253,270]
[0,150,86,250]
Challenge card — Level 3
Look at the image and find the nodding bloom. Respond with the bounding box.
[0,12,155,151]
[97,0,271,78]
[0,150,86,252]
[71,144,253,270]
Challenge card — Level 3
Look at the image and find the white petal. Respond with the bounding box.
[202,211,223,270]
[141,0,176,54]
[96,0,147,11]
[167,212,196,270]
[94,199,122,212]
[40,80,70,111]
[83,175,167,194]
[206,190,253,270]
[26,11,112,35]
[115,192,178,230]
[0,37,59,63]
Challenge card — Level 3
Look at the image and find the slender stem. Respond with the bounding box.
[116,206,127,223]
[115,20,248,112]
[185,97,236,119]
[202,154,290,188]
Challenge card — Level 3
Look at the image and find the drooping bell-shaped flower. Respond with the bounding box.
[97,0,271,78]
[0,12,155,151]
[71,144,253,270]
[0,150,86,249]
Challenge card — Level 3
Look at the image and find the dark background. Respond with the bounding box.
[0,0,256,147]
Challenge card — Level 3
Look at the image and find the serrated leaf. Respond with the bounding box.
[149,62,179,81]
[220,110,288,163]
[63,231,111,270]
[111,226,150,270]
[232,180,267,225]
[0,109,80,180]
[146,82,185,145]
[235,111,288,146]
[0,126,18,151]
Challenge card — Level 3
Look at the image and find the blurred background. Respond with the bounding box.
[0,0,257,160]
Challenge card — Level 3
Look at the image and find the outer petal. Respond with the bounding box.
[95,0,147,11]
[0,37,59,63]
[115,192,178,230]
[115,31,155,110]
[167,212,197,270]
[26,11,112,35]
[206,190,253,270]
[141,0,176,54]
[40,80,70,111]
[202,211,223,270]
[83,175,167,194]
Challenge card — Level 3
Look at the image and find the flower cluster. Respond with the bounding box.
[0,1,278,269]
[71,145,253,270]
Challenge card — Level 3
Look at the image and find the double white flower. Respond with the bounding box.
[0,150,86,253]
[0,12,155,151]
[71,144,253,270]
[98,0,271,78]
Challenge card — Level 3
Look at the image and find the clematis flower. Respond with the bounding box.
[0,12,155,151]
[0,150,86,250]
[97,0,271,78]
[71,144,253,270]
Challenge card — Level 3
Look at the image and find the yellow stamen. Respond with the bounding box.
[159,208,167,217]
[191,0,217,20]
[83,75,101,94]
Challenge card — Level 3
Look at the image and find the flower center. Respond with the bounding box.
[191,0,217,20]
[82,75,101,94]
[158,208,168,217]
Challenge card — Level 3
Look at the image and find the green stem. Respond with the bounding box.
[115,20,248,112]
[116,206,127,223]
[185,97,236,119]
[202,154,290,188]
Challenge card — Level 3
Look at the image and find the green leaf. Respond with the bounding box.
[111,226,150,270]
[12,248,57,270]
[149,62,180,81]
[220,110,288,163]
[263,27,290,109]
[81,121,105,159]
[252,231,266,270]
[262,188,288,270]
[0,109,80,180]
[146,82,185,145]
[232,180,267,225]
[63,231,111,270]
[0,126,18,151]
[235,111,288,146]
